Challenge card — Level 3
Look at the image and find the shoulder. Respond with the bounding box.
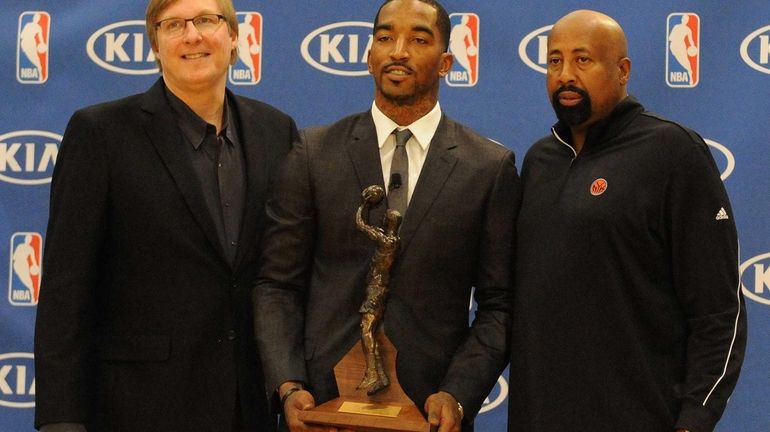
[636,110,708,152]
[301,111,371,144]
[230,93,293,122]
[70,93,144,124]
[443,116,513,160]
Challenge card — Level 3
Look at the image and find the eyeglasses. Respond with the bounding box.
[155,14,225,37]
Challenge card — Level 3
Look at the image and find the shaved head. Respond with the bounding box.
[546,9,632,142]
[550,10,628,61]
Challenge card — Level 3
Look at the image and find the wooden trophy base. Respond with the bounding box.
[298,332,430,432]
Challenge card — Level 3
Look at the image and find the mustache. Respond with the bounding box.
[383,61,414,73]
[552,85,590,100]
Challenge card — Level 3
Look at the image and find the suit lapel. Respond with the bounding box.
[140,79,228,266]
[346,113,387,224]
[398,115,458,252]
[229,92,267,272]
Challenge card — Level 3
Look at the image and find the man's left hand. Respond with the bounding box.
[424,391,462,432]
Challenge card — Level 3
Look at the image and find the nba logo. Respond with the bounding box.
[230,12,262,85]
[17,11,50,84]
[666,13,700,88]
[8,232,43,306]
[446,13,479,87]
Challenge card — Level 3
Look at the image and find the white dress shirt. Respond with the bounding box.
[370,101,442,205]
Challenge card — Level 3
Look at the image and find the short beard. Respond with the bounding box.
[551,85,592,126]
[382,91,416,106]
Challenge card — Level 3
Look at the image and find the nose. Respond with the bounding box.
[181,20,203,42]
[556,61,576,85]
[389,36,409,60]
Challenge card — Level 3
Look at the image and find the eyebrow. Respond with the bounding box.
[548,47,591,56]
[374,22,436,38]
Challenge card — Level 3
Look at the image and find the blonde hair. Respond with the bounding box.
[145,0,239,72]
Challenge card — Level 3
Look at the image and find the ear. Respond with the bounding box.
[367,49,373,74]
[230,29,238,65]
[438,52,454,77]
[618,57,631,86]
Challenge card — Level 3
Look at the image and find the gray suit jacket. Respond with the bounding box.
[253,110,520,428]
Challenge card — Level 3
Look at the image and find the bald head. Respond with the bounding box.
[551,10,628,60]
[546,10,631,136]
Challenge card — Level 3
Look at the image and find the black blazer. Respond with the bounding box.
[253,111,520,428]
[34,78,297,432]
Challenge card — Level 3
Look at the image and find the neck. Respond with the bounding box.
[375,95,437,126]
[569,126,587,154]
[165,78,227,132]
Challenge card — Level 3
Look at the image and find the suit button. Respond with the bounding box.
[227,330,237,341]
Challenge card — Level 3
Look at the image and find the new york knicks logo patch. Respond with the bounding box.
[446,13,479,87]
[666,13,700,88]
[590,178,608,196]
[8,232,42,306]
[17,11,50,84]
[230,12,262,85]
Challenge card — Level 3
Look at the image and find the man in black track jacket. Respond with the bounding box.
[508,9,746,432]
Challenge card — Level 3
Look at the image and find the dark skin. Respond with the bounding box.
[546,9,630,153]
[548,11,689,432]
[367,0,453,126]
[283,1,462,430]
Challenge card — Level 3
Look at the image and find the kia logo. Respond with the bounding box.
[740,24,770,75]
[0,130,61,185]
[0,352,35,408]
[86,20,158,75]
[518,25,552,74]
[300,21,373,76]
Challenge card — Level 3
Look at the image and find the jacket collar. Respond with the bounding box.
[552,96,644,155]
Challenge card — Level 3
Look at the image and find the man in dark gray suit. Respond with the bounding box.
[253,1,520,431]
[34,0,297,430]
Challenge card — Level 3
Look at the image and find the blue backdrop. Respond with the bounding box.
[1,1,768,430]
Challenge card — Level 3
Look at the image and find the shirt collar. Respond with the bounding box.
[165,86,235,149]
[370,100,442,151]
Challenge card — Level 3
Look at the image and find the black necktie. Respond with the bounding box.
[388,128,412,216]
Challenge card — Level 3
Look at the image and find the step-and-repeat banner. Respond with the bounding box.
[1,1,768,430]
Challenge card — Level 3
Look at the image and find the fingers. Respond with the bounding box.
[284,390,316,431]
[424,392,462,432]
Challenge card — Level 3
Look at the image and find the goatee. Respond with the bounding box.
[551,85,592,126]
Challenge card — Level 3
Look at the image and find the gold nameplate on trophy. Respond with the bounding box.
[338,401,401,417]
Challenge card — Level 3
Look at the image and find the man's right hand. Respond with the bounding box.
[279,385,334,432]
[280,381,357,432]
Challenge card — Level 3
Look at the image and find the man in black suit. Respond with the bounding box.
[33,0,297,431]
[252,1,520,431]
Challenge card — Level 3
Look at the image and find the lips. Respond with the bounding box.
[182,53,209,60]
[384,64,412,80]
[557,91,583,106]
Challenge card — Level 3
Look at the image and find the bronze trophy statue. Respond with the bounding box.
[298,185,430,431]
[355,185,402,395]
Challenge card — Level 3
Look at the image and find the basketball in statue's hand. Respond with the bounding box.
[362,185,385,205]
